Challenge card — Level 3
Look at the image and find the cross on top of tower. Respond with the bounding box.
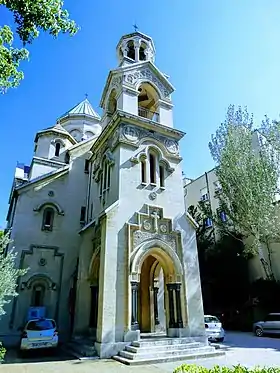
[133,24,138,32]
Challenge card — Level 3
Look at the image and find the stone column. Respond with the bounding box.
[175,284,183,328]
[167,284,175,328]
[134,38,141,62]
[153,287,160,325]
[131,281,139,330]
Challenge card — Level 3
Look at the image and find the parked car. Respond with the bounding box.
[20,318,58,351]
[204,315,225,342]
[253,313,280,337]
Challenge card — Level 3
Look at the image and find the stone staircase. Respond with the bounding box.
[63,337,98,359]
[113,337,225,365]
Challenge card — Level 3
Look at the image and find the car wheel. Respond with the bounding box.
[216,337,224,342]
[255,327,263,337]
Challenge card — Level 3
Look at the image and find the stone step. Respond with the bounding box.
[126,342,201,353]
[132,337,198,347]
[113,350,225,366]
[120,345,214,360]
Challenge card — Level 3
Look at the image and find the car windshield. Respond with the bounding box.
[205,316,220,323]
[26,319,55,331]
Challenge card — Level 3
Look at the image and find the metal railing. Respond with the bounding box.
[138,107,159,122]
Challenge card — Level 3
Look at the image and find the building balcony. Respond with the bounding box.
[138,107,159,122]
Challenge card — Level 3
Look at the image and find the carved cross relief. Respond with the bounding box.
[150,210,160,232]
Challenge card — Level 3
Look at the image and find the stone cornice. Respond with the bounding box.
[32,156,67,168]
[35,128,76,145]
[16,166,69,193]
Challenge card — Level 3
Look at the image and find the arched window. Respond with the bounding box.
[65,151,70,164]
[141,159,147,184]
[139,42,147,61]
[149,153,156,184]
[99,157,113,200]
[42,207,54,231]
[138,83,159,122]
[32,283,45,307]
[159,164,165,188]
[55,142,61,157]
[127,40,135,60]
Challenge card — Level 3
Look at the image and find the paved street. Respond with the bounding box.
[1,332,280,372]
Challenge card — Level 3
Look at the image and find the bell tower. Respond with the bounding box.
[116,31,156,65]
[100,31,174,128]
[75,30,206,360]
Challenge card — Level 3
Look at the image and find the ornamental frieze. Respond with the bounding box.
[119,124,180,157]
[124,68,171,99]
[133,230,176,252]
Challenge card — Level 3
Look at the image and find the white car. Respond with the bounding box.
[20,318,58,351]
[204,315,225,342]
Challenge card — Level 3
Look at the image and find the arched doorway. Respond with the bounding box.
[88,251,100,338]
[139,255,166,333]
[130,242,184,336]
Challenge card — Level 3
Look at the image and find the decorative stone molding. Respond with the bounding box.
[124,68,171,99]
[119,123,180,159]
[127,204,182,259]
[122,125,140,143]
[33,201,64,216]
[149,192,157,201]
[9,245,64,329]
[21,273,56,291]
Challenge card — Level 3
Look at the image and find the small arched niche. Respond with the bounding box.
[138,83,160,122]
[107,89,117,115]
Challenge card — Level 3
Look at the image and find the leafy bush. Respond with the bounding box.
[0,341,6,363]
[173,365,280,373]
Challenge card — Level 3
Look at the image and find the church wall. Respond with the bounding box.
[93,140,187,343]
[0,153,90,346]
[29,162,61,180]
[35,135,53,159]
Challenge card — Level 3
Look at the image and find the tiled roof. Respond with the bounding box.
[58,98,100,120]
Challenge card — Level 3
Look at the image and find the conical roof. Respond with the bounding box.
[58,98,100,121]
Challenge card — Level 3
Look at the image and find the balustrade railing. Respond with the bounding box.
[138,107,159,122]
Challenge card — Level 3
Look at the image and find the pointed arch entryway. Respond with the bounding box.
[88,249,100,338]
[130,239,184,336]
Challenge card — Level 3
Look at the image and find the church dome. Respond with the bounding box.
[57,98,101,122]
[116,31,156,65]
[57,98,102,141]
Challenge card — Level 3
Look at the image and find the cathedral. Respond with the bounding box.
[2,31,210,361]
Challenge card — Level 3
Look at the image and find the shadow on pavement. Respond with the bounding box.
[218,331,280,352]
[3,346,76,364]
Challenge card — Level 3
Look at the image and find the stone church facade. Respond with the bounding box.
[2,31,207,358]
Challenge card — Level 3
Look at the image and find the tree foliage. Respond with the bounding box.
[0,0,78,93]
[209,105,280,278]
[188,205,249,315]
[0,232,27,316]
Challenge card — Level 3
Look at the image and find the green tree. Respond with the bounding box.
[0,0,78,93]
[0,232,27,316]
[209,105,280,279]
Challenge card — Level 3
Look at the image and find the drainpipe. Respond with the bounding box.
[86,160,93,223]
[205,171,216,243]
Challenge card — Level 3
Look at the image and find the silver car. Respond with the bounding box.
[204,315,225,342]
[253,313,280,337]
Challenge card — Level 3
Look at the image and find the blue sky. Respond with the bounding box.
[1,0,280,227]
